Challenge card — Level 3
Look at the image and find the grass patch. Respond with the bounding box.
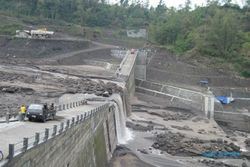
[241,70,250,78]
[0,24,23,35]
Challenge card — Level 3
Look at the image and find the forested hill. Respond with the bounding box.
[0,0,249,77]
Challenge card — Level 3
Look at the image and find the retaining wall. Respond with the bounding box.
[135,79,204,111]
[4,104,117,167]
[214,111,250,132]
[135,51,147,80]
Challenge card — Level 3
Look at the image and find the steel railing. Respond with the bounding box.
[7,103,110,160]
[0,100,88,123]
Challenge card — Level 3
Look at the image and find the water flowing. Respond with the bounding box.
[111,94,133,144]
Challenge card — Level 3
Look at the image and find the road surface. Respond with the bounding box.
[0,95,106,161]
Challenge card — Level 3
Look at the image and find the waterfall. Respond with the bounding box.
[111,94,133,144]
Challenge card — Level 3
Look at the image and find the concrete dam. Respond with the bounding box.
[1,50,138,167]
[0,48,240,167]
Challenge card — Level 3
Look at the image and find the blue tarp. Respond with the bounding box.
[202,151,241,158]
[216,96,230,104]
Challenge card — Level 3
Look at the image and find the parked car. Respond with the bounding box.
[26,104,56,122]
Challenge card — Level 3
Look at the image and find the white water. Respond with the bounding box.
[111,94,133,144]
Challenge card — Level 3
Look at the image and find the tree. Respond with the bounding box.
[198,9,241,58]
[184,0,191,11]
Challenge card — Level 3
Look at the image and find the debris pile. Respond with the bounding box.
[126,121,154,132]
[0,86,34,94]
[198,159,238,167]
[163,112,193,121]
[152,131,241,156]
[245,139,250,147]
[73,79,122,97]
[0,72,27,82]
[171,125,193,131]
[147,110,194,121]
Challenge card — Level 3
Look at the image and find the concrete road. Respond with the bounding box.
[119,51,137,77]
[0,100,106,160]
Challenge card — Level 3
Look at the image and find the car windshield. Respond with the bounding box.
[28,104,43,112]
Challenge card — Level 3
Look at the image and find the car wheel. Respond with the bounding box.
[42,116,46,123]
[52,114,55,120]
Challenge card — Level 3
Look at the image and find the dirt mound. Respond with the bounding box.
[147,48,250,88]
[58,48,120,65]
[0,36,90,59]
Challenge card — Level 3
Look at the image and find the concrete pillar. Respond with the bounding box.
[204,89,215,119]
[8,144,14,159]
[209,96,215,119]
[66,120,70,129]
[204,96,209,117]
[76,115,80,124]
[71,117,75,127]
[34,133,40,146]
[44,128,49,141]
[52,125,57,137]
[6,112,10,123]
[59,122,64,133]
[22,138,28,152]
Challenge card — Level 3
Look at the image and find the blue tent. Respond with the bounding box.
[216,96,229,104]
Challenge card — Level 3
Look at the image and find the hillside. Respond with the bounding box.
[0,0,249,77]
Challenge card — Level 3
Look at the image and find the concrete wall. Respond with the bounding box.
[118,51,138,116]
[135,79,204,111]
[147,67,250,88]
[4,104,118,167]
[125,64,136,98]
[135,51,147,81]
[135,79,216,118]
[123,64,135,117]
[214,111,250,132]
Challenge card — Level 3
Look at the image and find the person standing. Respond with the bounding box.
[19,104,27,121]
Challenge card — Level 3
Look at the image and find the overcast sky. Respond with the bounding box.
[110,0,244,8]
[151,0,244,8]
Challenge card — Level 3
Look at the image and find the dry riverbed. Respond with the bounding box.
[116,95,250,167]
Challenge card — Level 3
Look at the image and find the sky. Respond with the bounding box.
[110,0,245,8]
[148,0,244,8]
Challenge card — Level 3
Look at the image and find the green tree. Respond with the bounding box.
[198,9,241,58]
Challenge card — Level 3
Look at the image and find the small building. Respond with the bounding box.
[126,29,147,38]
[15,28,54,39]
[15,30,31,38]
